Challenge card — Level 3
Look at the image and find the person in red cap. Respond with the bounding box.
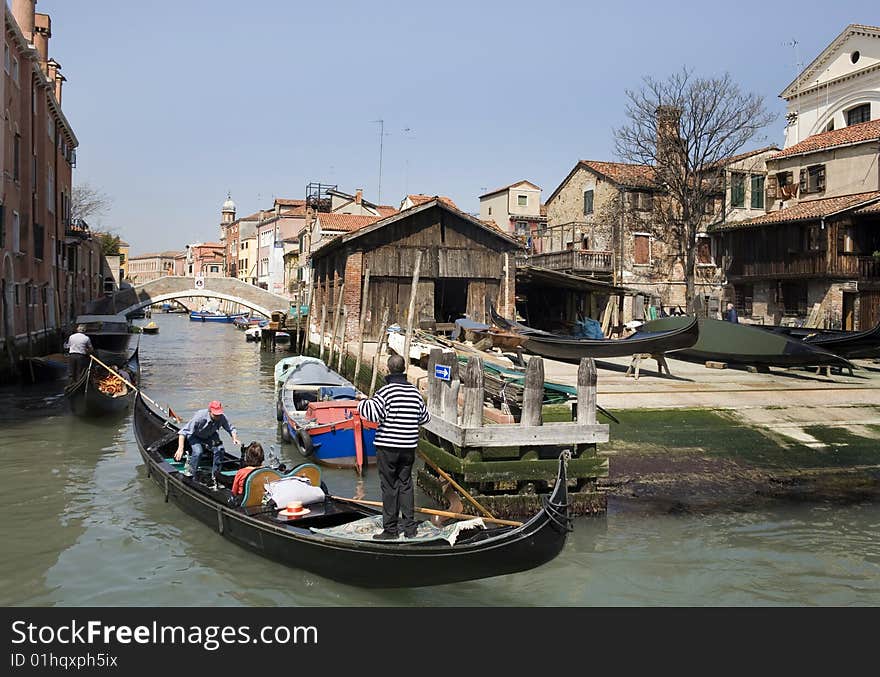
[174,400,241,487]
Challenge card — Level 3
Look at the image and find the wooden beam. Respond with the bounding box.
[422,416,609,447]
[317,303,327,360]
[520,356,544,426]
[440,350,459,424]
[426,348,443,417]
[369,306,390,396]
[577,357,597,425]
[460,356,484,427]
[401,249,422,380]
[353,268,370,388]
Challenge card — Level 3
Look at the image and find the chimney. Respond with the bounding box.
[11,1,36,43]
[355,189,363,205]
[52,63,65,104]
[33,13,51,74]
[655,105,683,170]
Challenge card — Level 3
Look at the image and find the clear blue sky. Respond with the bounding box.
[43,0,878,254]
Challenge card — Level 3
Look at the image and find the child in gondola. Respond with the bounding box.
[232,442,265,496]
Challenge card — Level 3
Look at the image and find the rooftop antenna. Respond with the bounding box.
[371,119,391,203]
[402,126,416,195]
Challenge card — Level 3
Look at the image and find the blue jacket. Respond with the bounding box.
[179,409,236,442]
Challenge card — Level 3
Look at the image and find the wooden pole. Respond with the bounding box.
[330,495,520,527]
[329,281,345,368]
[426,348,443,417]
[401,250,422,380]
[440,351,459,424]
[577,357,597,425]
[336,306,348,373]
[521,356,544,426]
[460,356,484,427]
[318,303,327,360]
[307,275,318,351]
[417,451,497,520]
[369,306,390,396]
[354,268,370,389]
[294,281,303,354]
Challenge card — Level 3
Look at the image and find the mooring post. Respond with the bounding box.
[369,306,390,396]
[401,250,422,380]
[329,281,345,368]
[520,356,544,427]
[577,357,597,425]
[337,307,348,373]
[354,268,370,386]
[294,281,303,354]
[318,303,327,360]
[440,351,460,424]
[461,357,484,428]
[427,348,443,417]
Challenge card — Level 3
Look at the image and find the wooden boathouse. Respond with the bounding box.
[309,198,522,341]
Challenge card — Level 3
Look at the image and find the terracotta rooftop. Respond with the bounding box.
[772,119,880,159]
[854,200,880,215]
[406,194,459,210]
[580,161,656,188]
[276,198,306,207]
[714,191,880,230]
[376,205,399,217]
[704,145,781,169]
[316,213,381,232]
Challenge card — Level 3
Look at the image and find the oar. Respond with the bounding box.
[88,353,172,417]
[417,450,497,521]
[330,495,522,527]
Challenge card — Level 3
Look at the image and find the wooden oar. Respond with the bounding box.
[417,451,497,521]
[88,353,172,417]
[330,495,522,527]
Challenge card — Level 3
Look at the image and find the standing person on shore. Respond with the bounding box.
[173,401,241,487]
[64,324,93,382]
[357,354,430,540]
[724,302,739,323]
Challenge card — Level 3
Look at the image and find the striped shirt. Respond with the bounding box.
[357,374,430,449]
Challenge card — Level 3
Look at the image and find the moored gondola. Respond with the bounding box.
[489,303,700,362]
[754,320,880,359]
[133,392,572,588]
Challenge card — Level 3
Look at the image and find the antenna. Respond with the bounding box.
[402,126,416,195]
[370,119,391,203]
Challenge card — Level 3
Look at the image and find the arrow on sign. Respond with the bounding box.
[434,364,451,381]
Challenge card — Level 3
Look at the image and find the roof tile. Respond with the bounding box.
[715,191,880,229]
[317,213,381,232]
[580,161,656,188]
[772,119,880,159]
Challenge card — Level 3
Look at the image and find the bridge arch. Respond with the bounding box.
[120,289,278,318]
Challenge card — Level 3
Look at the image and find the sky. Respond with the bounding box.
[42,0,879,254]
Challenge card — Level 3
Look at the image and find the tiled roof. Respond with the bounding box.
[406,194,459,210]
[772,119,880,159]
[714,191,880,230]
[376,205,399,217]
[854,200,880,215]
[275,198,306,207]
[479,180,541,198]
[704,145,781,169]
[316,213,381,232]
[579,161,656,188]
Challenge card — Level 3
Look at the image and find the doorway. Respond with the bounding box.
[434,279,468,323]
[842,292,856,331]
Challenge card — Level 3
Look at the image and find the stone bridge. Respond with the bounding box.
[89,276,292,318]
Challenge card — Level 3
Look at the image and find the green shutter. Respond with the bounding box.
[583,190,594,215]
[750,175,765,209]
[731,174,745,208]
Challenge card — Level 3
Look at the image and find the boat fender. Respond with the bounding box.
[297,429,314,456]
[276,398,284,422]
[280,422,292,443]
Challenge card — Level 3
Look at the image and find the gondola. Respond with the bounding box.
[489,304,700,362]
[637,316,854,369]
[189,310,249,323]
[754,321,880,359]
[133,392,572,588]
[142,321,159,334]
[75,314,135,353]
[64,347,141,416]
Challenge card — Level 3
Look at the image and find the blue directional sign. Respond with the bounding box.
[434,364,451,381]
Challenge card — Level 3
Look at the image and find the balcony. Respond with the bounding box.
[64,219,91,240]
[525,249,613,276]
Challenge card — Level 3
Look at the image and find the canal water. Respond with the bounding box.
[1,312,879,606]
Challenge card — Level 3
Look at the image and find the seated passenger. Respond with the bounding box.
[232,442,265,496]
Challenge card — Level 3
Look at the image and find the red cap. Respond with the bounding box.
[208,400,224,415]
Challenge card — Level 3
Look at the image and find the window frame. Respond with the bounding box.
[633,232,651,266]
[845,103,870,126]
[583,189,594,215]
[730,172,746,208]
[516,194,528,207]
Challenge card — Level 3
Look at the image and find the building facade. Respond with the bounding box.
[127,251,181,284]
[478,180,545,239]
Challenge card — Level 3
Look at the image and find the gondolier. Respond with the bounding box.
[174,401,241,486]
[357,354,430,540]
[64,324,93,382]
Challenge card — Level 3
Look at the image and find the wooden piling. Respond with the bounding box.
[440,351,459,424]
[354,268,370,386]
[577,357,597,425]
[401,250,422,379]
[460,357,484,428]
[520,356,544,427]
[318,303,327,361]
[329,281,345,368]
[294,281,303,354]
[336,307,348,373]
[426,349,443,417]
[369,306,390,396]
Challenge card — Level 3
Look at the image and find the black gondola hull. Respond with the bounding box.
[133,393,571,588]
[755,321,880,359]
[65,349,140,416]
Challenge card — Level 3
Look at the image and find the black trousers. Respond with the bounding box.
[70,353,90,382]
[376,445,416,535]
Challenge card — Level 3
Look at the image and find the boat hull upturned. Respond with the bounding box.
[638,317,853,369]
[755,321,880,359]
[133,393,572,588]
[489,304,699,362]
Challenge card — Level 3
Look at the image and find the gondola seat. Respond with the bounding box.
[240,464,324,508]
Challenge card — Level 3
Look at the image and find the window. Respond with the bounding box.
[209,265,220,273]
[696,236,713,264]
[515,221,529,236]
[636,192,653,211]
[47,166,55,213]
[48,115,55,144]
[750,175,765,209]
[583,189,594,215]
[775,171,797,199]
[799,164,826,194]
[633,234,650,265]
[806,224,823,252]
[825,119,835,132]
[33,222,44,260]
[839,226,856,254]
[734,284,753,317]
[517,194,528,207]
[487,206,492,215]
[730,173,746,208]
[13,134,20,182]
[12,211,21,253]
[846,104,870,126]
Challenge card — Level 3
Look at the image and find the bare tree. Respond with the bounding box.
[614,69,776,313]
[71,182,112,223]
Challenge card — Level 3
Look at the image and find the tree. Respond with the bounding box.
[94,231,121,256]
[71,182,112,223]
[614,69,776,313]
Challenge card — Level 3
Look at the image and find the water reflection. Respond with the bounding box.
[1,313,879,606]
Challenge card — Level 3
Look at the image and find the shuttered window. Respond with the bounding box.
[750,175,764,209]
[730,173,745,208]
[583,190,594,215]
[634,234,649,265]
